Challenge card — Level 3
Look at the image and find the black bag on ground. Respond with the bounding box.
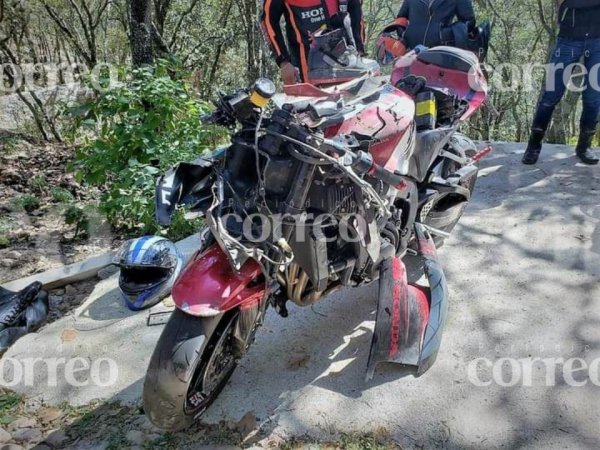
[0,282,49,354]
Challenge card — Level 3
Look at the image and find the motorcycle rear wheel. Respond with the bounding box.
[143,309,239,431]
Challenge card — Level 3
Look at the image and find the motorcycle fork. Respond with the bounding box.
[280,161,317,242]
[393,179,419,255]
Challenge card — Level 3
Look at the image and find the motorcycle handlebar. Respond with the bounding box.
[321,138,406,189]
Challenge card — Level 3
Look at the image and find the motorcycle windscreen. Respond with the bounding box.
[155,158,214,226]
[367,224,449,379]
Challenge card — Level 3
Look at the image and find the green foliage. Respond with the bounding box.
[0,216,15,235]
[279,432,395,450]
[64,205,89,238]
[0,390,23,426]
[13,194,40,212]
[73,63,227,239]
[30,175,48,193]
[0,235,9,249]
[0,392,21,412]
[0,137,22,155]
[51,186,76,203]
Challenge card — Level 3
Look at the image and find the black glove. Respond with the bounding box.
[395,75,427,97]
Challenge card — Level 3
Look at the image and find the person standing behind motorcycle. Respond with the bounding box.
[522,0,600,165]
[396,0,476,50]
[260,0,366,85]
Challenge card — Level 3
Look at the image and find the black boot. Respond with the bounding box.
[575,129,599,165]
[522,128,545,165]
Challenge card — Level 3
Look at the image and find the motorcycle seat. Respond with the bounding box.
[416,46,479,74]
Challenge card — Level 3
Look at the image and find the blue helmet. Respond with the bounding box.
[117,236,183,311]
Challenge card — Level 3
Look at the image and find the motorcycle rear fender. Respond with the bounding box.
[171,244,267,317]
[366,223,448,379]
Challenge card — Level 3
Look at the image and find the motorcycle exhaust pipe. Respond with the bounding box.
[446,164,478,187]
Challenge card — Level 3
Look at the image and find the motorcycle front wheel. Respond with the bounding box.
[143,308,240,431]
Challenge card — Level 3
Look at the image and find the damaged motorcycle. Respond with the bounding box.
[143,45,491,431]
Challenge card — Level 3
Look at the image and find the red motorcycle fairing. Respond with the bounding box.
[366,223,449,379]
[283,82,417,174]
[391,46,488,120]
[171,245,266,317]
[335,85,416,172]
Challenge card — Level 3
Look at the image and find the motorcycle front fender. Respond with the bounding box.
[171,244,266,317]
[366,223,449,379]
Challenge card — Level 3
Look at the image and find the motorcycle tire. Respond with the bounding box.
[143,308,240,431]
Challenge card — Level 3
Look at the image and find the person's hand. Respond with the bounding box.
[280,62,300,85]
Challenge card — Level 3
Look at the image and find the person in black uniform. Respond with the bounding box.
[396,0,476,50]
[522,0,600,165]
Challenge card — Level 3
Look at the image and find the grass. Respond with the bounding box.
[146,433,177,449]
[0,216,16,234]
[0,392,22,411]
[0,136,22,155]
[278,432,398,450]
[0,392,399,449]
[0,390,23,426]
[106,427,128,450]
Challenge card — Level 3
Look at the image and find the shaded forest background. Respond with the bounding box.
[0,0,597,266]
[0,0,586,144]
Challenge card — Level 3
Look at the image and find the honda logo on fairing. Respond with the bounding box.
[301,7,325,22]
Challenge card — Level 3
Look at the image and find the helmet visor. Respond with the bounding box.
[119,265,172,294]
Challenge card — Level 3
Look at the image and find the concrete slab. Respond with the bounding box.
[1,253,114,292]
[0,233,201,405]
[2,143,600,448]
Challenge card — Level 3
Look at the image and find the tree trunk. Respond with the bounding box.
[130,0,154,66]
[235,0,261,83]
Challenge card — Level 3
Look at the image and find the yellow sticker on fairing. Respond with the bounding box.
[416,99,436,117]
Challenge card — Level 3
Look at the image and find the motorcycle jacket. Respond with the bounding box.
[260,0,366,81]
[397,0,475,50]
[558,0,600,41]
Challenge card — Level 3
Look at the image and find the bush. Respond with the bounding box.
[64,205,89,238]
[13,194,40,212]
[30,175,47,193]
[73,63,226,239]
[51,187,75,203]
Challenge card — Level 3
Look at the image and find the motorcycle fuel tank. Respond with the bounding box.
[335,85,416,174]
